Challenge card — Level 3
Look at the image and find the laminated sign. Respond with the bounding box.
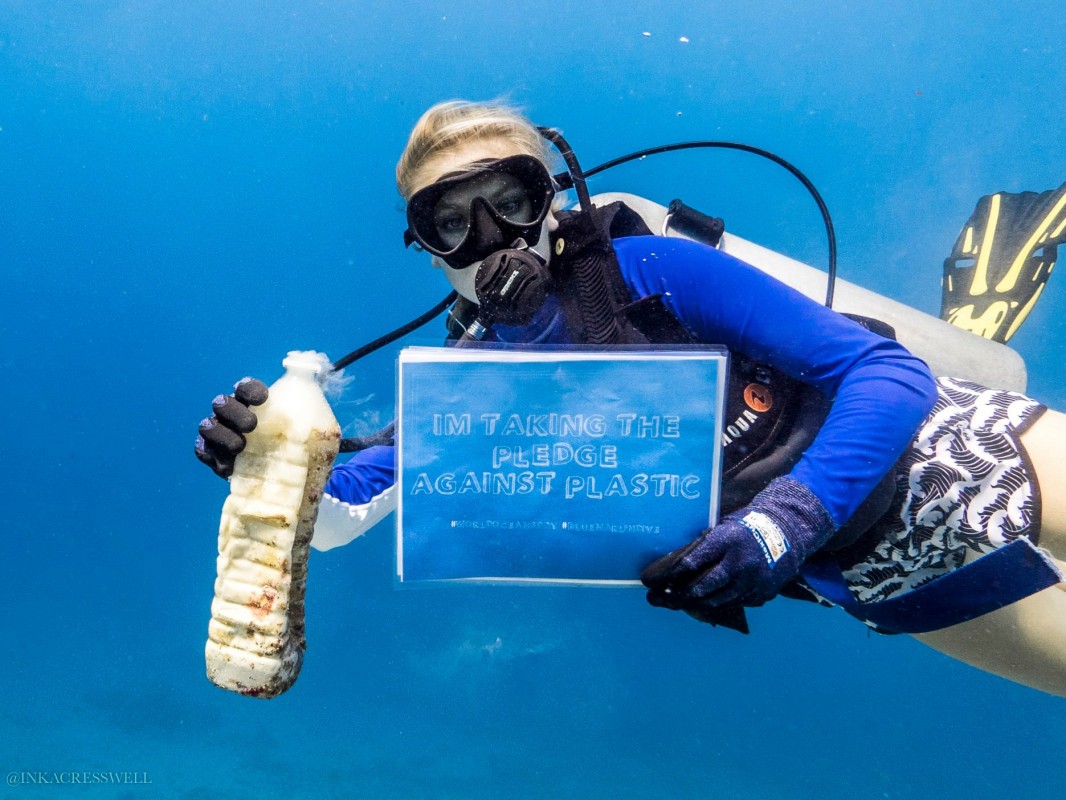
[396,346,728,585]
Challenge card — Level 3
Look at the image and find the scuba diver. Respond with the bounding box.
[196,99,1066,697]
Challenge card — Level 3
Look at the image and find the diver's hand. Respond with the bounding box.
[641,476,835,609]
[194,378,269,478]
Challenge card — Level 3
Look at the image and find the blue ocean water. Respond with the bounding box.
[2,2,1065,797]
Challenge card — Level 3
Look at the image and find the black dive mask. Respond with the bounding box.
[404,154,556,269]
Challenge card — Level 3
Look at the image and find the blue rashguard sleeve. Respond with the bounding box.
[614,236,938,527]
[325,445,396,505]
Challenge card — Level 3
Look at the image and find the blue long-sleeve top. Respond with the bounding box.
[327,235,938,528]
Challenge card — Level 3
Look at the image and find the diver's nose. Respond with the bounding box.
[467,196,509,255]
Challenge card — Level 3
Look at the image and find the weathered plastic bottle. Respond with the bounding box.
[206,351,341,698]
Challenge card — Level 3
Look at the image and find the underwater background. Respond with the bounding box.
[3,2,1065,797]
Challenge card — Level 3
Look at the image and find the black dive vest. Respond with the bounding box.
[447,201,896,546]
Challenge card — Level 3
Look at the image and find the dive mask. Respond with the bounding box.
[404,154,556,269]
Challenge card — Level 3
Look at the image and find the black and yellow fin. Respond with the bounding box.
[941,181,1066,342]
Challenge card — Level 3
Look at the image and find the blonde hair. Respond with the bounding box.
[396,99,555,199]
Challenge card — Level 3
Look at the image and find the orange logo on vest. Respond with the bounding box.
[743,383,773,413]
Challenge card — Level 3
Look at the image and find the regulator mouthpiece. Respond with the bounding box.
[473,243,552,327]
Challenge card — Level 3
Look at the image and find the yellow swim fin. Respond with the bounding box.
[941,181,1066,342]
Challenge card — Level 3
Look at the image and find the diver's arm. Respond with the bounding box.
[312,445,397,551]
[615,235,937,528]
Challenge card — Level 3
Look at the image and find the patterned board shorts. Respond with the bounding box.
[835,376,1047,606]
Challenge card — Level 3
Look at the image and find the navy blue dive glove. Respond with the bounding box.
[194,378,268,478]
[642,476,836,614]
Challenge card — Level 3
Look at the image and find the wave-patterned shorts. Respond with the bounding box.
[838,376,1046,605]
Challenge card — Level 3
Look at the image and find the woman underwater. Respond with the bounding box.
[197,100,1066,697]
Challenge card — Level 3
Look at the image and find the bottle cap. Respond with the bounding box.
[282,350,332,377]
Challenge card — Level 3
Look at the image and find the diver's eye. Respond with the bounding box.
[494,191,534,223]
[434,212,470,249]
[437,214,467,232]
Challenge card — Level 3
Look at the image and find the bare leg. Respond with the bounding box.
[914,584,1066,697]
[1020,407,1066,559]
[912,408,1066,697]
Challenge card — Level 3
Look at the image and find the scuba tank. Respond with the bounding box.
[205,351,341,698]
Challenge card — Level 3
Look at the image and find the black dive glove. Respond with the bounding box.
[641,476,836,628]
[194,378,269,478]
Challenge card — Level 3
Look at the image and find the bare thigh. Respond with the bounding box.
[913,577,1066,697]
[1021,407,1066,559]
[900,407,1066,695]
